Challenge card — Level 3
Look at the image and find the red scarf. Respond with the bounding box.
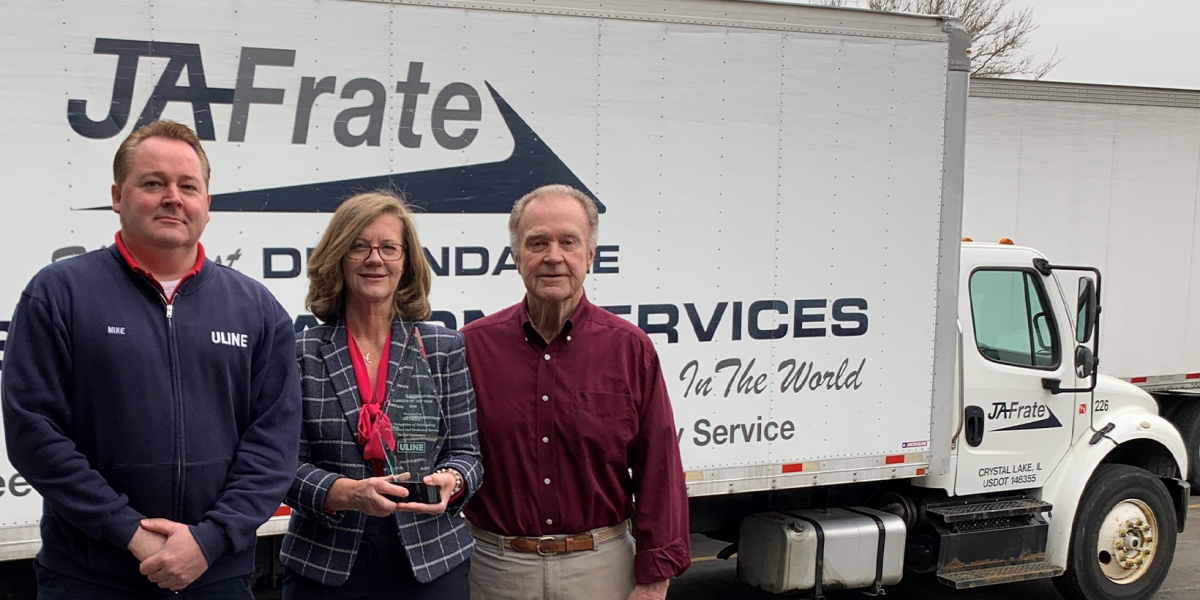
[346,323,393,475]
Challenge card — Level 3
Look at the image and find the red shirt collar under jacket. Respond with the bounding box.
[114,231,205,302]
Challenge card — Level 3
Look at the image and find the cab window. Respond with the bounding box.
[969,269,1059,369]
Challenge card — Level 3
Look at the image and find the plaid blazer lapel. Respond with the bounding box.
[321,320,364,443]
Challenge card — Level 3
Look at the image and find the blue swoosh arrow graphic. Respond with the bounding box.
[994,409,1063,432]
[84,82,602,214]
[210,82,602,213]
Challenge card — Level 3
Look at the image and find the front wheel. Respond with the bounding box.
[1053,464,1177,600]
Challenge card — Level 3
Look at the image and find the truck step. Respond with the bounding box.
[938,561,1064,589]
[926,498,1052,523]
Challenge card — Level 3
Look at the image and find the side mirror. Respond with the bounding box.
[1076,277,1097,344]
[1075,345,1095,379]
[1035,259,1102,394]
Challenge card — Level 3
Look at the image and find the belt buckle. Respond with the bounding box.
[535,535,558,556]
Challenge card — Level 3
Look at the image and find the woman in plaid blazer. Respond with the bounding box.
[280,191,482,599]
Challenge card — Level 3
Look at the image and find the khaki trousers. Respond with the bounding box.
[468,525,636,600]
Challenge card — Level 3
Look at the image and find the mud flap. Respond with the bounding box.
[1161,477,1190,533]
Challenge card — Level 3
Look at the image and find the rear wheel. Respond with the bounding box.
[1053,464,1177,600]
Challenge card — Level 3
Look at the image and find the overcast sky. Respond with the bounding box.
[1019,0,1200,89]
[830,0,1200,89]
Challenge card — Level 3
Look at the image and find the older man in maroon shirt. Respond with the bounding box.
[461,184,690,600]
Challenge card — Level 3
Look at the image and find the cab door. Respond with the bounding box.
[955,249,1080,496]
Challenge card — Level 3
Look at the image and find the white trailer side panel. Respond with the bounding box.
[964,79,1200,382]
[0,0,960,557]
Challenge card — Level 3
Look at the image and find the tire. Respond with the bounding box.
[1053,464,1177,600]
[1168,401,1200,488]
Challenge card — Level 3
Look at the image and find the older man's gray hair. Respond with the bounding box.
[508,184,600,256]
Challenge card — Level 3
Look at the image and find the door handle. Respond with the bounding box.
[964,405,985,447]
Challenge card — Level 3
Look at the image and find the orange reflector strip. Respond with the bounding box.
[1188,373,1200,380]
[782,463,804,473]
[961,237,973,242]
[1131,377,1148,384]
[916,468,927,476]
[885,455,904,465]
[274,506,292,518]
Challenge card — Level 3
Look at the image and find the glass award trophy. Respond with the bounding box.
[381,327,445,504]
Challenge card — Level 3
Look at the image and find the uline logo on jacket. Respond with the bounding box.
[212,331,249,348]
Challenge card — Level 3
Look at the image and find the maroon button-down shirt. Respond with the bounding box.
[462,294,690,584]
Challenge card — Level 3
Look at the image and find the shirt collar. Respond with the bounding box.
[114,231,206,300]
[520,292,592,347]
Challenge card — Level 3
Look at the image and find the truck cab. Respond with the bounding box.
[738,242,1190,600]
[952,241,1093,496]
[920,241,1191,598]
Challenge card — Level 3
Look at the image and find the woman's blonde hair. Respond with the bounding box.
[306,190,432,322]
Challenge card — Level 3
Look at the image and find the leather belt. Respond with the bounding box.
[468,521,629,556]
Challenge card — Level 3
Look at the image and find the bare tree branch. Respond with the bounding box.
[813,0,1060,79]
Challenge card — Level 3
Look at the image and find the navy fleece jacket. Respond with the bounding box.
[1,244,301,591]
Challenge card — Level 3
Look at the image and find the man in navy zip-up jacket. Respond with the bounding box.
[1,120,301,598]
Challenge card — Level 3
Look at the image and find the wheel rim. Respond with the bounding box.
[1095,498,1157,585]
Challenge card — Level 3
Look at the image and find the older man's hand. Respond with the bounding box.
[627,580,669,600]
[137,519,210,591]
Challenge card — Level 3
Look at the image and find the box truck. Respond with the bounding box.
[964,77,1200,491]
[0,1,1187,599]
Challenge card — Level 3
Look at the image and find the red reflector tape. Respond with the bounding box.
[1187,373,1200,380]
[782,463,804,473]
[1130,377,1148,384]
[273,506,292,517]
[885,455,904,465]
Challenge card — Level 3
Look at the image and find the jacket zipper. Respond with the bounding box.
[162,298,186,519]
